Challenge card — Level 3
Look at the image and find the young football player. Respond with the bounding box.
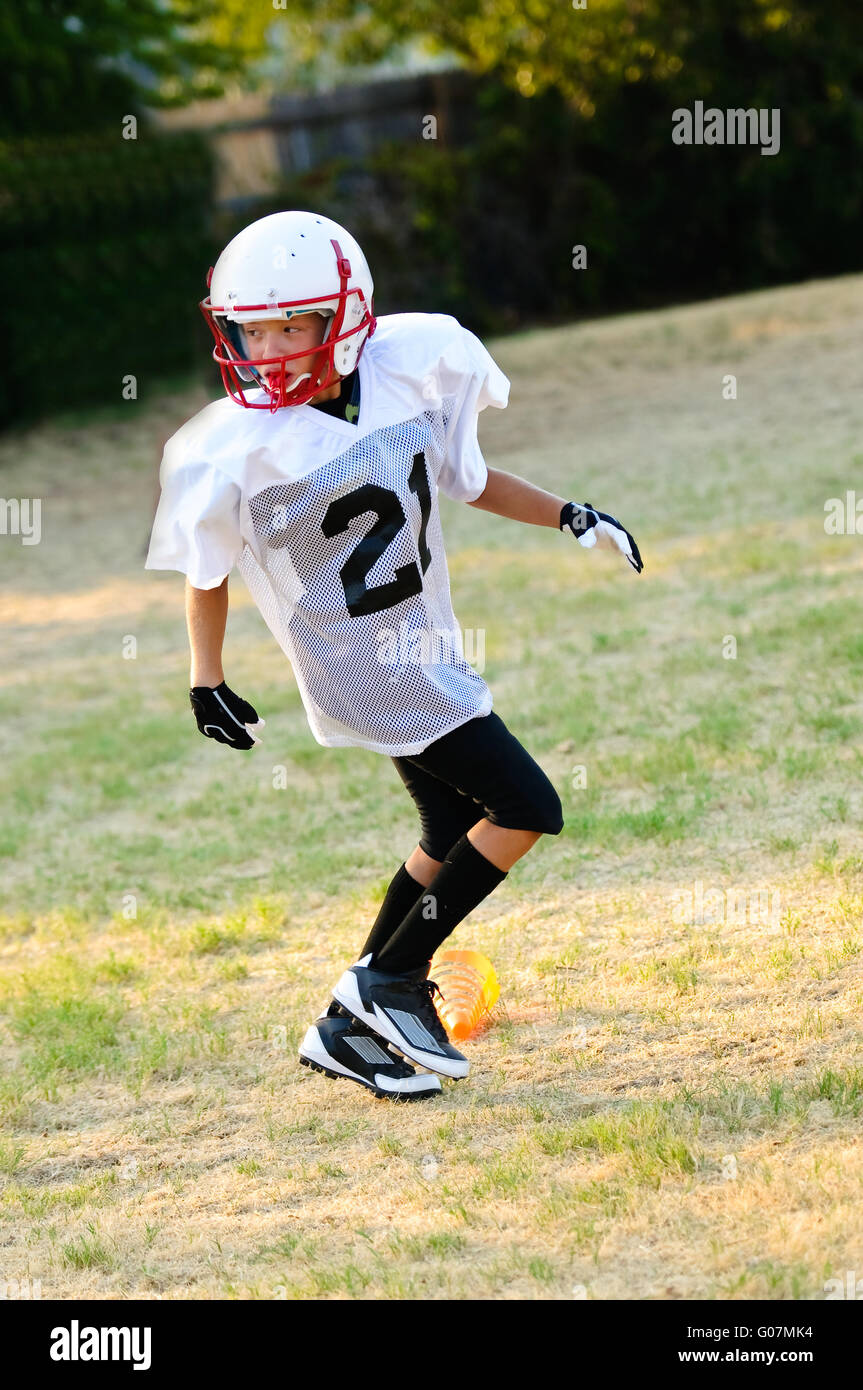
[146,210,643,1102]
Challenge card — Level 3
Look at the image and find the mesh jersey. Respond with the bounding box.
[145,312,510,756]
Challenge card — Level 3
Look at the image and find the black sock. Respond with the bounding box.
[325,861,428,1018]
[359,861,429,961]
[372,833,507,976]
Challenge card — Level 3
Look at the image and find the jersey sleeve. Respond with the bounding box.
[145,446,244,591]
[436,325,510,503]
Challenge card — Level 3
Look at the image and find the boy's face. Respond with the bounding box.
[241,311,332,395]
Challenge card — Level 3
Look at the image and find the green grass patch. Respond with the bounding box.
[534,1103,699,1185]
[61,1224,116,1271]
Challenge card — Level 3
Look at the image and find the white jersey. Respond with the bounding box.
[145,313,510,756]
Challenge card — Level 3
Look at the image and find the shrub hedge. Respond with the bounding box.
[0,129,214,426]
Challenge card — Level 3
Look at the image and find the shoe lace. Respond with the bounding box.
[414,978,450,1046]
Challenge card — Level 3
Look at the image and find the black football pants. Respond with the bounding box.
[391,709,564,863]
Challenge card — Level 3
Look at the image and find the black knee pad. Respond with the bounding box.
[491,780,564,837]
[532,784,565,836]
[518,765,564,836]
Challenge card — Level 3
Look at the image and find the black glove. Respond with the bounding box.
[189,682,265,750]
[560,500,644,573]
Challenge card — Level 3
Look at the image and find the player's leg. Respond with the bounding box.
[403,827,539,880]
[300,766,478,1096]
[372,711,563,973]
[362,755,490,961]
[404,845,442,885]
[321,847,432,1020]
[300,778,447,1100]
[337,757,479,976]
[319,760,450,1022]
[329,819,532,1019]
[332,712,563,1075]
[310,763,469,1039]
[467,823,543,870]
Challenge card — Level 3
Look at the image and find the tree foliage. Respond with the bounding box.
[9,1,863,138]
[205,0,863,113]
[2,0,237,136]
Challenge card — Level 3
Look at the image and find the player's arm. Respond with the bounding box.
[467,467,565,527]
[464,469,639,572]
[187,576,228,687]
[467,467,643,573]
[186,578,265,749]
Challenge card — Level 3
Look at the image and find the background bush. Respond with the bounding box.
[0,130,214,426]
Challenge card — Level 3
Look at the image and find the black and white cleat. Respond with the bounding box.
[332,954,470,1079]
[298,1013,442,1101]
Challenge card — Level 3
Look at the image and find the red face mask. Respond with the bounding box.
[200,240,375,411]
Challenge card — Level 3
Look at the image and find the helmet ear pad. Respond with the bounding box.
[309,309,341,380]
[296,300,367,378]
[334,297,366,375]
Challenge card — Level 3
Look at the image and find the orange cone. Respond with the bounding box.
[429,948,500,1042]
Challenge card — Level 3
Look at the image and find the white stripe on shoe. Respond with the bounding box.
[345,1034,394,1066]
[384,1007,447,1055]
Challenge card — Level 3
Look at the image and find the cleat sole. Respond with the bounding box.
[298,1053,440,1101]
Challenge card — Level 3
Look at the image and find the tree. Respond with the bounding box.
[1,0,237,137]
[203,0,863,115]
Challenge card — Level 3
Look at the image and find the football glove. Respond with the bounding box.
[189,681,265,750]
[560,500,644,573]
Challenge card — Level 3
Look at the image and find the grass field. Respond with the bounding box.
[1,274,863,1300]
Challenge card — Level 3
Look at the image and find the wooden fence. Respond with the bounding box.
[153,69,479,208]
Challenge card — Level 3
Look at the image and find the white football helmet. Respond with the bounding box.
[201,210,376,410]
